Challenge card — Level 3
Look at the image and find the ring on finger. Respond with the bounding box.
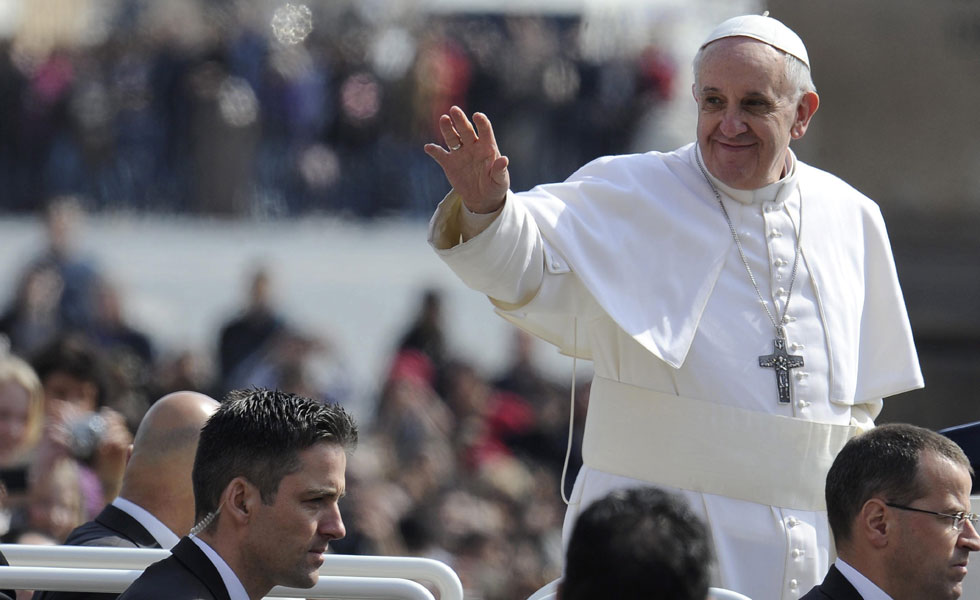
[449,142,462,151]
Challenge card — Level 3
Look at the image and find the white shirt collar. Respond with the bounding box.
[190,535,251,600]
[836,558,894,600]
[696,145,799,206]
[111,497,181,549]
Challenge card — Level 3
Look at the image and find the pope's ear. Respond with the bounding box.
[791,91,819,139]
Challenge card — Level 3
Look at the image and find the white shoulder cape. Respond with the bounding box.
[504,143,921,404]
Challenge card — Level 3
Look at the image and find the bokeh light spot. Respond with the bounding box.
[271,3,313,46]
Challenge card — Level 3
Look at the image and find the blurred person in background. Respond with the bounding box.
[22,456,85,543]
[34,390,219,600]
[28,197,101,333]
[217,265,346,404]
[217,265,285,393]
[0,351,45,524]
[372,350,453,474]
[440,360,535,473]
[30,335,132,518]
[425,13,921,600]
[0,263,65,358]
[397,289,448,379]
[87,277,156,432]
[3,526,56,600]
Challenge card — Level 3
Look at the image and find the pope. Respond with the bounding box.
[424,13,923,600]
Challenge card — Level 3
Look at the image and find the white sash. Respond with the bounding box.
[582,376,861,511]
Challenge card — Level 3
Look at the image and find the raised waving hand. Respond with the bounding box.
[423,106,510,214]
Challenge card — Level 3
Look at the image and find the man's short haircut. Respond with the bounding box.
[191,388,357,527]
[561,487,712,600]
[826,423,973,545]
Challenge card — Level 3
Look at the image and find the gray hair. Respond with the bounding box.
[692,41,816,102]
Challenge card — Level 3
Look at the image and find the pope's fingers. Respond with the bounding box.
[437,114,461,149]
[423,144,455,173]
[424,142,448,159]
[490,155,510,185]
[472,112,498,150]
[449,105,479,145]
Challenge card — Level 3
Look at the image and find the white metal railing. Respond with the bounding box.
[1,546,169,569]
[0,544,460,600]
[0,566,435,599]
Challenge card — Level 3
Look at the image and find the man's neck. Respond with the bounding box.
[196,531,266,600]
[836,551,893,599]
[112,496,181,549]
[695,145,797,206]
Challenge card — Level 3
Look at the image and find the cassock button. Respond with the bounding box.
[786,516,800,527]
[792,548,804,558]
[789,579,799,591]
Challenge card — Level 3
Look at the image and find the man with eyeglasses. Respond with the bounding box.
[800,423,980,599]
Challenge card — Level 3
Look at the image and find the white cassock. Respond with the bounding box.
[428,142,922,600]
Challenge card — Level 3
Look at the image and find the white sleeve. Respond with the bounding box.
[428,190,545,307]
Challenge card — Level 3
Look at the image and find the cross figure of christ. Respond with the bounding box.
[759,337,804,404]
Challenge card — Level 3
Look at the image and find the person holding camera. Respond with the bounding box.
[29,335,132,522]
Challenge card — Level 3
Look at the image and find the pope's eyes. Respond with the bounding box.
[743,99,774,112]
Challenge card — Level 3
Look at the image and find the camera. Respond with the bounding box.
[67,413,107,461]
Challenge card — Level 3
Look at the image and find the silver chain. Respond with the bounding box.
[694,147,803,340]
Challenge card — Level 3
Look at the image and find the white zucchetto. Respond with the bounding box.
[701,14,810,69]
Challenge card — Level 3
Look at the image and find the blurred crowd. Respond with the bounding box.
[0,1,677,596]
[0,196,588,599]
[0,1,676,218]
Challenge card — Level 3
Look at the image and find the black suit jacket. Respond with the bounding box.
[799,565,865,600]
[64,504,161,548]
[117,537,230,600]
[0,547,16,600]
[33,504,163,600]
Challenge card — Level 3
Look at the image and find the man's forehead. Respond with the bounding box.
[920,451,973,503]
[697,40,791,96]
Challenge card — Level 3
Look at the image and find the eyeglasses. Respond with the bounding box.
[885,502,980,532]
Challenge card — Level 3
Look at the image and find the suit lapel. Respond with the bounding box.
[95,504,160,548]
[172,537,233,600]
[822,565,866,600]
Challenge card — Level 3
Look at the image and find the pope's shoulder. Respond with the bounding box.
[565,144,695,185]
[796,159,887,225]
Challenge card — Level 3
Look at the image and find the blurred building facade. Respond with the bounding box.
[770,0,980,430]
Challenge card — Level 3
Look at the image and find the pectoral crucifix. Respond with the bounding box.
[759,337,804,404]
